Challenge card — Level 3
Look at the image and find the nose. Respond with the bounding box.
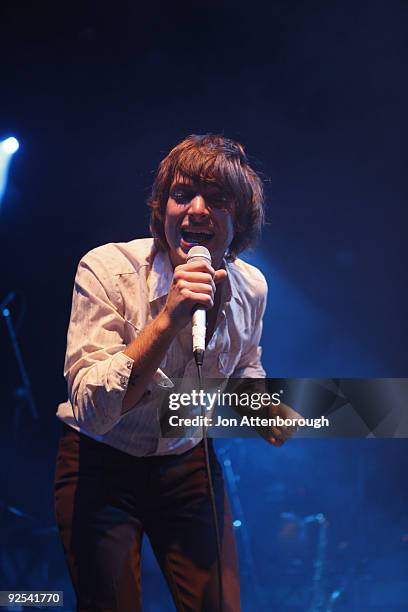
[188,195,209,219]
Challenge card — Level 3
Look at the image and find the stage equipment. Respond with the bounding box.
[0,135,19,206]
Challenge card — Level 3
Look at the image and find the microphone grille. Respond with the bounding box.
[186,246,212,263]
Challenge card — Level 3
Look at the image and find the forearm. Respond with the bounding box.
[121,310,176,413]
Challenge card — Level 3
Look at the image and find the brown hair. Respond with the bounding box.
[148,134,265,260]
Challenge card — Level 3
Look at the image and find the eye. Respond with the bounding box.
[171,189,193,204]
[208,194,231,210]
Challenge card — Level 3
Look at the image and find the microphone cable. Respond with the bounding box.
[188,246,223,611]
[195,352,223,612]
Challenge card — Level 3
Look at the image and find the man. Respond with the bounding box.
[55,134,292,611]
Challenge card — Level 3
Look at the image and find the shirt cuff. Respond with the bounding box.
[153,368,174,388]
[108,353,174,391]
[107,351,134,395]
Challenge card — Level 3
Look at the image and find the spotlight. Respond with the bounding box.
[0,136,20,206]
[1,137,19,154]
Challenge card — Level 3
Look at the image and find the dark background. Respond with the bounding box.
[0,1,407,610]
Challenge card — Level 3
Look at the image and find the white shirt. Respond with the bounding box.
[57,238,267,456]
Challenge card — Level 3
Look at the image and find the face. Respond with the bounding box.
[164,175,235,269]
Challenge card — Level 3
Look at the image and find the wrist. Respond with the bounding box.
[156,309,178,339]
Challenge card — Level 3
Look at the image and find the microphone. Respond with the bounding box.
[186,246,211,366]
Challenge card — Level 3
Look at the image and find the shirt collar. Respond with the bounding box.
[148,248,174,302]
[224,258,243,305]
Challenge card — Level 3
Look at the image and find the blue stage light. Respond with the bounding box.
[1,137,19,155]
[233,520,242,528]
[0,136,20,206]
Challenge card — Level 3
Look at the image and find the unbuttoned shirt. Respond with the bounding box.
[57,238,267,456]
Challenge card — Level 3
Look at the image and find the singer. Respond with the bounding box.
[54,135,291,611]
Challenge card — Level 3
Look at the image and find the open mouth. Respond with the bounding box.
[181,228,215,244]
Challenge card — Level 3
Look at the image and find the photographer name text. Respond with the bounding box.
[167,414,329,429]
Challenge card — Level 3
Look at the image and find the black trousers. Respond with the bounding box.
[54,425,240,611]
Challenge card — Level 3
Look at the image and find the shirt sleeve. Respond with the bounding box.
[231,277,268,379]
[64,250,134,435]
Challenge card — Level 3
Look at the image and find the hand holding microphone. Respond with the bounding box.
[162,246,227,360]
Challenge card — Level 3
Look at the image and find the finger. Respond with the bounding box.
[271,427,289,444]
[175,271,216,292]
[181,260,215,276]
[269,436,284,447]
[214,269,228,285]
[176,271,214,283]
[271,427,283,439]
[180,290,214,309]
[179,282,214,296]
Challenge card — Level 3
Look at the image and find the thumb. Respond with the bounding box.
[214,269,228,285]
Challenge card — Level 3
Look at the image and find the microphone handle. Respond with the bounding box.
[186,245,212,366]
[192,306,206,353]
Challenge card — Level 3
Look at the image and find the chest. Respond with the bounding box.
[121,274,253,377]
